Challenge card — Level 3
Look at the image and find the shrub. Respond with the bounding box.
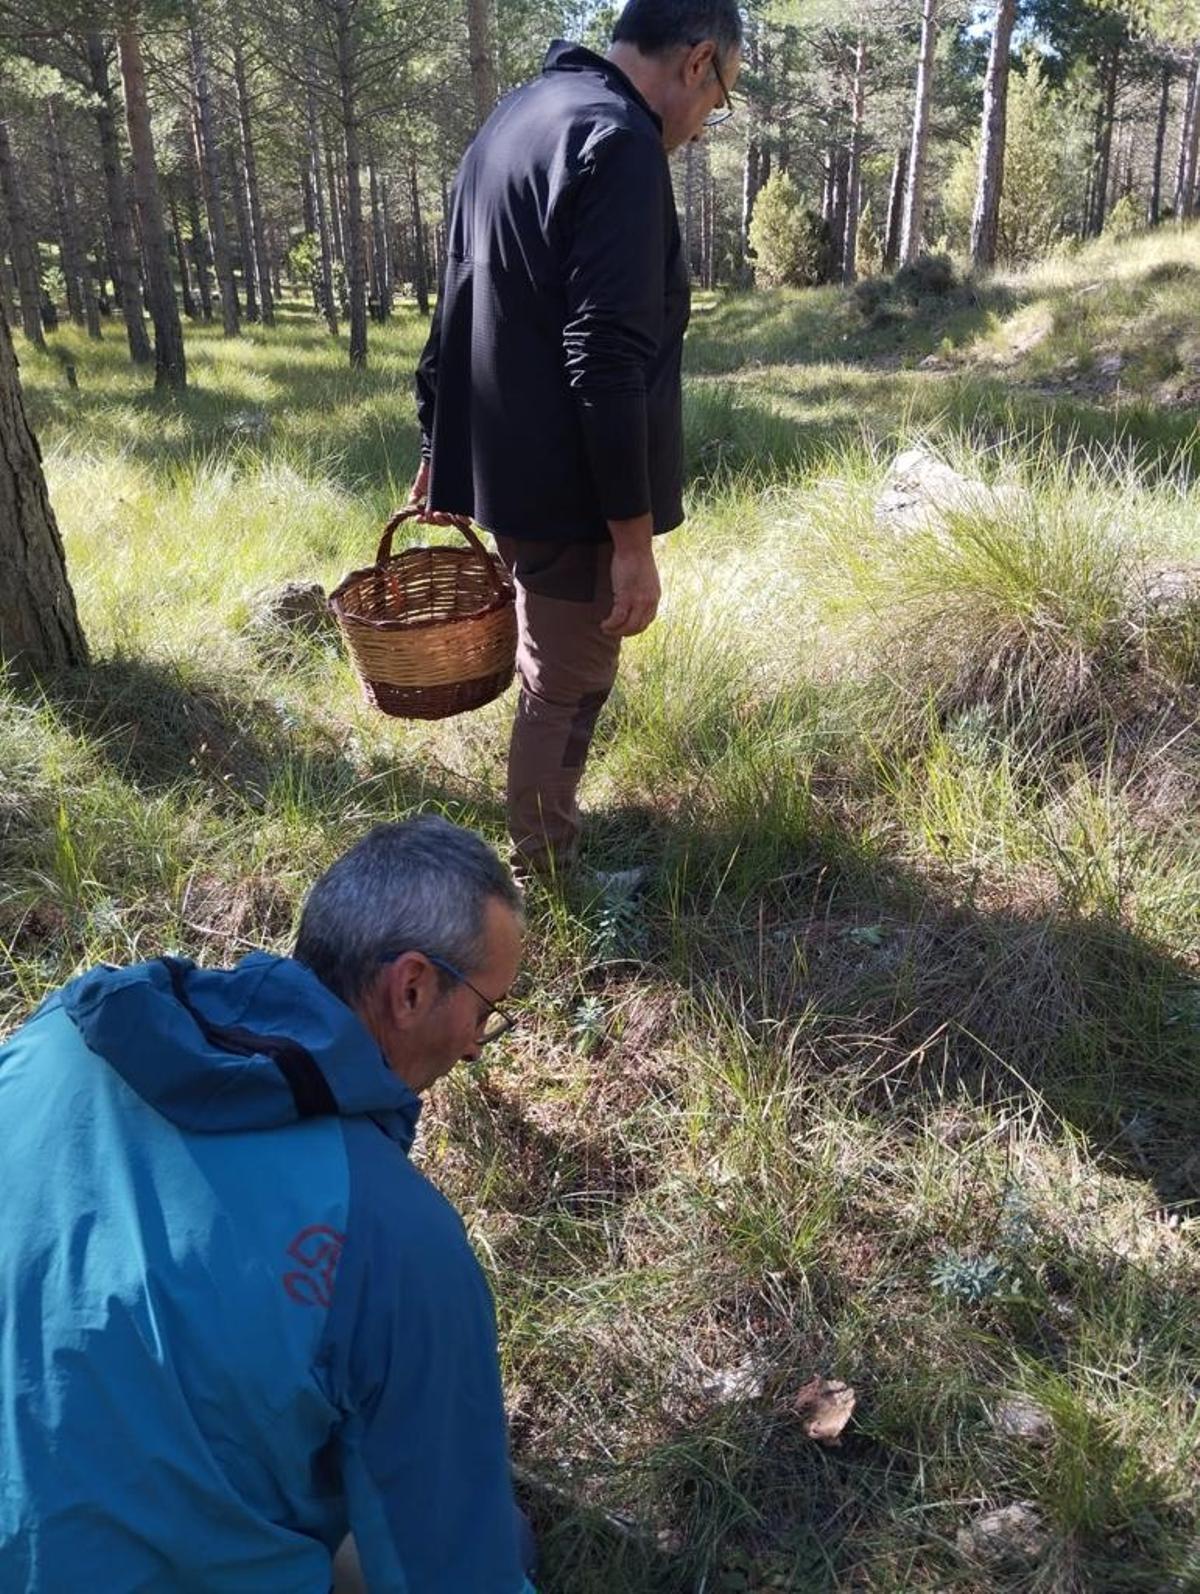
[1104,192,1142,242]
[748,172,831,288]
[894,252,956,300]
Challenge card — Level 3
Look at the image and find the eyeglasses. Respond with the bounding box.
[703,55,735,128]
[423,953,517,1046]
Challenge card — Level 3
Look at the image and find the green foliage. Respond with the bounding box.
[285,232,320,290]
[1104,191,1142,241]
[748,172,829,289]
[855,199,883,278]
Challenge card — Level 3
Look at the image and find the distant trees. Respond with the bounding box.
[0,0,1196,349]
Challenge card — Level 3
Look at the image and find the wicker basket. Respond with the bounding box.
[329,507,517,720]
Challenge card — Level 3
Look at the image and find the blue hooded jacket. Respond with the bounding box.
[0,953,532,1592]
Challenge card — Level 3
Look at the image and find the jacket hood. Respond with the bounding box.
[59,953,421,1151]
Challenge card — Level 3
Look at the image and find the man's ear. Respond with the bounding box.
[683,38,715,86]
[380,952,434,1031]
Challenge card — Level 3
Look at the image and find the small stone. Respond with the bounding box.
[957,1502,1049,1568]
[246,581,333,639]
[992,1396,1054,1446]
[698,1358,768,1405]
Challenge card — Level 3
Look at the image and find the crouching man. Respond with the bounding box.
[0,816,535,1593]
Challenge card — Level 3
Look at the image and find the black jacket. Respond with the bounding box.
[415,42,690,542]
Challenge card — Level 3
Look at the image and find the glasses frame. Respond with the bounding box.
[423,953,517,1047]
[703,53,735,128]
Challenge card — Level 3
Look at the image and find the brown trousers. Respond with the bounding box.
[494,537,621,870]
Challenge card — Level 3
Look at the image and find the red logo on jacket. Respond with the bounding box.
[282,1224,345,1307]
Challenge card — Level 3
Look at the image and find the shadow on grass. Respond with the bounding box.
[21,303,428,492]
[683,368,1200,489]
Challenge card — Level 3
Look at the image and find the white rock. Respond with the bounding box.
[957,1502,1049,1567]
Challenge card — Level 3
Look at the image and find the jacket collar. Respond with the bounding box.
[543,40,663,134]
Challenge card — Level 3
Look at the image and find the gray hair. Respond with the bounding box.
[611,0,743,62]
[294,816,522,1008]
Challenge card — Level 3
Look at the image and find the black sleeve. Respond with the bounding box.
[561,129,667,523]
[414,286,443,461]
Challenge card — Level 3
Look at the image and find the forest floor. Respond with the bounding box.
[4,225,1200,1591]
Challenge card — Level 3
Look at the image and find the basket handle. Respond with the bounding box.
[374,505,508,598]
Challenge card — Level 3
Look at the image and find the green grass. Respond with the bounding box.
[4,246,1200,1591]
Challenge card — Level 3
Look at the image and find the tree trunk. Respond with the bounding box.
[465,0,499,128]
[170,191,197,318]
[409,157,429,316]
[883,147,905,267]
[1181,50,1200,219]
[306,75,338,335]
[233,37,274,326]
[1088,42,1120,236]
[843,35,867,284]
[189,25,239,336]
[380,174,393,306]
[300,156,316,235]
[334,0,367,367]
[969,0,1018,271]
[0,206,16,327]
[118,21,187,389]
[183,140,213,321]
[1149,60,1172,225]
[0,119,46,350]
[1172,51,1192,216]
[829,145,849,284]
[85,31,151,364]
[325,134,345,265]
[900,0,938,264]
[47,97,96,335]
[229,146,258,321]
[368,149,390,317]
[0,304,87,677]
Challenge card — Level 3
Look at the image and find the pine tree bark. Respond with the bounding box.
[883,147,905,267]
[118,21,187,389]
[1088,41,1121,236]
[1173,51,1198,217]
[325,135,345,265]
[829,145,849,283]
[85,32,151,364]
[969,0,1018,270]
[306,75,338,334]
[233,37,273,326]
[170,191,197,318]
[0,119,46,350]
[183,139,213,321]
[900,0,938,264]
[465,0,499,128]
[334,0,367,367]
[843,35,867,284]
[229,146,258,321]
[1149,59,1172,225]
[380,173,393,306]
[1181,50,1200,218]
[0,206,16,327]
[47,97,98,335]
[0,303,87,677]
[189,24,239,336]
[409,157,429,316]
[300,156,316,236]
[368,149,390,317]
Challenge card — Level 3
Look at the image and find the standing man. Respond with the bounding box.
[0,818,536,1593]
[414,0,743,874]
